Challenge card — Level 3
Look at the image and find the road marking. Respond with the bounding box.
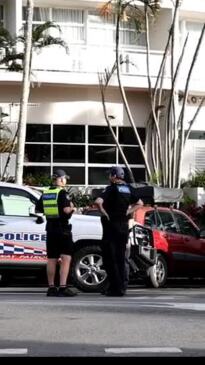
[0,348,28,355]
[105,347,182,354]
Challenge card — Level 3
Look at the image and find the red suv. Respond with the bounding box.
[134,206,205,287]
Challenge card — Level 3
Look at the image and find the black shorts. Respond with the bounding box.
[46,230,74,259]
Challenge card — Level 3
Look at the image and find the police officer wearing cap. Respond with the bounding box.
[95,166,140,297]
[36,169,77,297]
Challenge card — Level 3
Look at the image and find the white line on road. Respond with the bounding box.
[105,347,182,354]
[0,348,28,355]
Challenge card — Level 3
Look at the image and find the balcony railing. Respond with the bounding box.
[31,45,168,77]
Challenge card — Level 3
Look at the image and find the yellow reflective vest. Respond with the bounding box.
[42,187,62,219]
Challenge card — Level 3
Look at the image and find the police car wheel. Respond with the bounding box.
[71,245,107,292]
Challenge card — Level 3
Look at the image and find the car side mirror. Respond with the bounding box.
[36,215,45,224]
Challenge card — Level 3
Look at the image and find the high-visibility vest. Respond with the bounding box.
[42,187,62,219]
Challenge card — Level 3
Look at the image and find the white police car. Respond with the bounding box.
[0,182,106,292]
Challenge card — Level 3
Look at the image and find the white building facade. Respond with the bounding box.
[0,0,204,186]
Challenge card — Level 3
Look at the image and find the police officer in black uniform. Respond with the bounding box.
[36,169,77,297]
[95,166,140,297]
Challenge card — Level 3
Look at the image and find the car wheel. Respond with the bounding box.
[145,254,168,288]
[71,245,107,292]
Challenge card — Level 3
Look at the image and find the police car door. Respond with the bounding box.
[0,186,46,264]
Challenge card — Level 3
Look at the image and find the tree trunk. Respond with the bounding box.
[15,0,33,185]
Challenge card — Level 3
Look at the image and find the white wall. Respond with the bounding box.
[0,84,149,127]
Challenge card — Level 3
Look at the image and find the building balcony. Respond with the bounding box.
[0,45,171,89]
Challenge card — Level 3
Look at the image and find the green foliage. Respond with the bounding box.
[23,173,52,187]
[180,198,205,229]
[181,170,205,188]
[68,190,94,208]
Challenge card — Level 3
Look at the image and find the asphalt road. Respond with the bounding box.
[0,286,205,357]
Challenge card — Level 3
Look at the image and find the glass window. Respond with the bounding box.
[144,211,155,228]
[25,145,51,162]
[0,5,3,25]
[119,147,144,164]
[88,10,115,45]
[56,166,85,185]
[24,167,51,180]
[53,125,85,143]
[124,168,145,183]
[89,167,110,185]
[158,211,178,233]
[53,145,85,163]
[119,127,145,145]
[173,212,199,237]
[119,20,146,46]
[26,124,51,142]
[89,146,116,164]
[89,126,116,144]
[52,8,85,43]
[0,187,37,217]
[188,131,205,140]
[23,7,50,22]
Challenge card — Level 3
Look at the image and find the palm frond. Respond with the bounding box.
[34,36,69,53]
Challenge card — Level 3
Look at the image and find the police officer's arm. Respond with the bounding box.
[63,201,76,215]
[126,199,144,216]
[59,190,76,215]
[95,197,110,220]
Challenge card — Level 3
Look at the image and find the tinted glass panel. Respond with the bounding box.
[89,146,116,163]
[188,131,205,140]
[119,147,144,164]
[119,127,145,145]
[25,145,50,162]
[158,211,177,233]
[26,125,50,142]
[0,187,36,217]
[53,125,85,143]
[23,167,51,185]
[53,145,85,163]
[89,126,116,144]
[89,167,110,185]
[124,168,145,183]
[174,212,198,237]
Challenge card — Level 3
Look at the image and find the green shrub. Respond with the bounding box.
[23,173,52,187]
[181,170,205,188]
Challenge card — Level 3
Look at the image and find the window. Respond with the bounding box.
[25,145,51,162]
[89,167,110,185]
[23,7,85,44]
[144,211,161,229]
[173,212,199,237]
[119,19,146,46]
[26,124,51,142]
[0,5,4,26]
[0,187,37,217]
[88,10,115,45]
[119,127,145,144]
[89,126,116,144]
[188,131,205,140]
[119,147,144,164]
[53,125,84,143]
[158,211,178,233]
[89,146,116,164]
[24,124,145,186]
[53,145,85,163]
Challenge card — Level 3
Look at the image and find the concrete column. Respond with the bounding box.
[5,0,23,36]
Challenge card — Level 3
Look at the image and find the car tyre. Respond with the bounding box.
[145,253,168,288]
[71,245,107,292]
